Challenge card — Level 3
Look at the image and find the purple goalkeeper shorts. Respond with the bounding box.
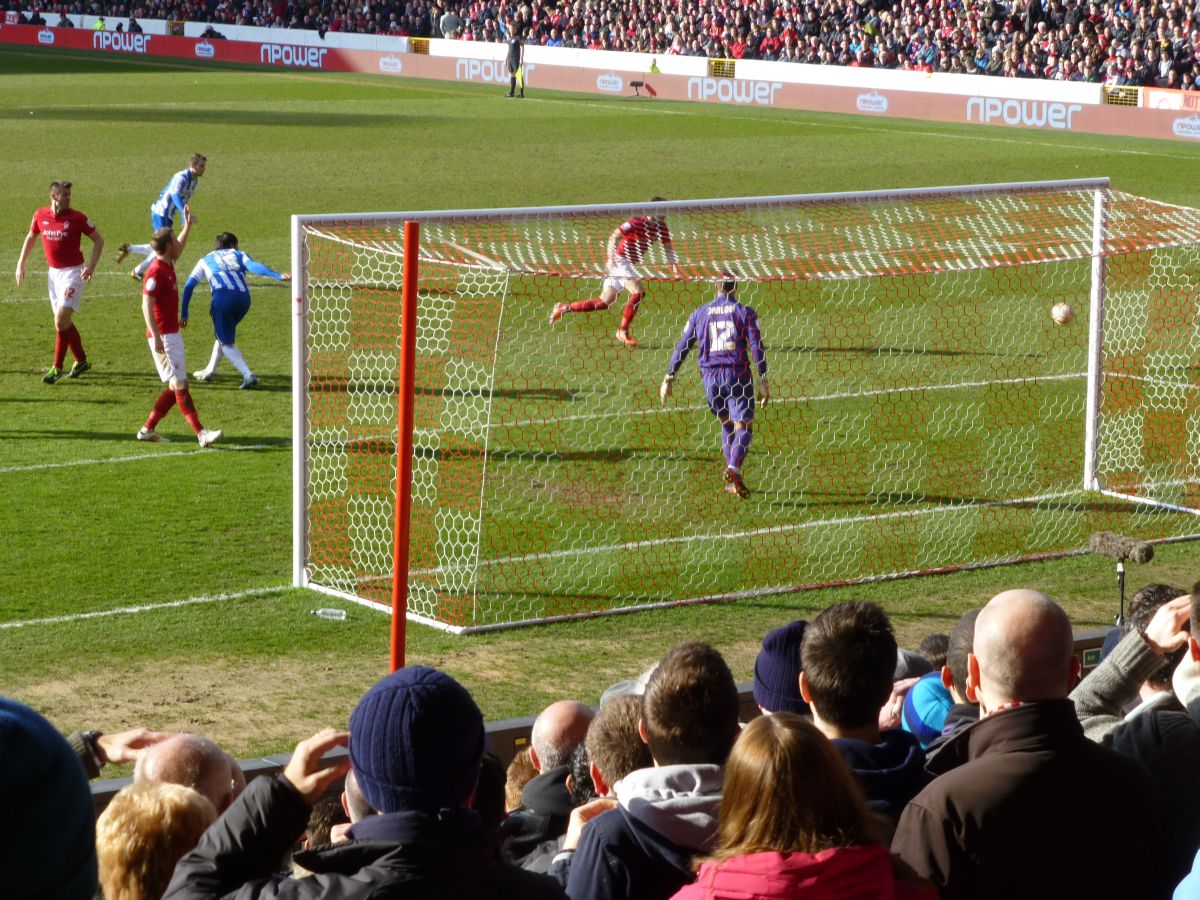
[702,369,755,422]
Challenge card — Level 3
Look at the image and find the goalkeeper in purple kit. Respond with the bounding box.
[660,274,769,498]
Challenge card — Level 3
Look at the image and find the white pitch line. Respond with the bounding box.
[0,585,287,630]
[495,371,1088,429]
[0,442,286,475]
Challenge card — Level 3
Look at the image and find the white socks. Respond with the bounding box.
[221,344,252,378]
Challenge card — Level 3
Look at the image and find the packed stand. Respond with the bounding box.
[10,0,1199,87]
[16,580,1200,897]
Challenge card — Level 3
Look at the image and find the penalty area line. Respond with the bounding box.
[0,585,288,631]
[0,441,286,475]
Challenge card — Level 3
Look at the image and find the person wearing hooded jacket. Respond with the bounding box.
[553,641,741,900]
[671,714,936,900]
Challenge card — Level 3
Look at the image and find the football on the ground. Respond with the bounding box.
[1051,302,1076,325]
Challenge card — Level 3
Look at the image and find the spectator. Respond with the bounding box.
[505,746,538,811]
[800,601,930,831]
[97,782,217,900]
[3,696,98,899]
[923,608,982,756]
[583,694,653,798]
[300,793,349,849]
[672,714,937,900]
[918,632,949,671]
[134,732,247,814]
[558,641,739,900]
[57,13,75,27]
[1069,585,1197,882]
[68,725,171,779]
[165,666,566,898]
[891,589,1170,900]
[506,700,594,865]
[752,619,810,715]
[899,671,954,749]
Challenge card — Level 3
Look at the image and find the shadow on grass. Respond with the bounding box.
[0,105,413,129]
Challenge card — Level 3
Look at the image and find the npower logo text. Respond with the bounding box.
[260,44,328,69]
[455,59,534,84]
[1173,116,1200,140]
[93,31,150,53]
[687,77,782,106]
[856,91,888,113]
[596,73,623,93]
[966,97,1082,130]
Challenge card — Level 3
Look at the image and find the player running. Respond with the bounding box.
[15,181,106,384]
[136,208,222,447]
[659,274,769,498]
[549,198,681,347]
[115,153,206,280]
[182,232,291,389]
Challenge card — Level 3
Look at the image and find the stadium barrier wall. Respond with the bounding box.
[88,629,1110,813]
[4,22,1197,141]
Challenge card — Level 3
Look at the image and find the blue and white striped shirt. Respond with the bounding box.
[182,248,283,318]
[150,168,200,222]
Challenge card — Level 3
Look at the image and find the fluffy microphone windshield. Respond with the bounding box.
[1089,532,1155,564]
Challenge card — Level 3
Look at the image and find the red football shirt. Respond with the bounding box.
[615,216,673,264]
[144,258,180,336]
[30,206,96,268]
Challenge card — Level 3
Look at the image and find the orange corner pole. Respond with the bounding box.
[391,220,419,672]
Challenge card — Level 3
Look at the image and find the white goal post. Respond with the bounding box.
[291,178,1200,637]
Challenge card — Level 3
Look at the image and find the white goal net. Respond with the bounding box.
[292,179,1200,632]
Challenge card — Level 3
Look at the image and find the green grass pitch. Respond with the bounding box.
[3,46,1200,755]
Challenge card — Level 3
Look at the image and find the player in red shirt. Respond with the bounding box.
[15,181,106,383]
[549,197,682,347]
[137,208,222,447]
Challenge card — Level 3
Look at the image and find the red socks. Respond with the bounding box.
[64,325,85,362]
[146,389,176,430]
[53,325,86,368]
[619,292,644,331]
[175,388,203,434]
[568,298,611,313]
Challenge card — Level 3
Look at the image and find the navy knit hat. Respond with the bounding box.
[348,666,485,814]
[0,697,97,899]
[753,620,810,715]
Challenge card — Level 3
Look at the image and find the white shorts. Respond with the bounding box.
[48,265,86,313]
[603,257,640,294]
[149,331,187,384]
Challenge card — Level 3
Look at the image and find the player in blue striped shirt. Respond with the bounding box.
[660,274,769,498]
[116,154,206,279]
[181,231,290,389]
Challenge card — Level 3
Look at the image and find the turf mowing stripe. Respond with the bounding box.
[0,442,286,475]
[0,585,288,630]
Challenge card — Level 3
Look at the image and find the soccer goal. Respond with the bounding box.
[292,179,1200,637]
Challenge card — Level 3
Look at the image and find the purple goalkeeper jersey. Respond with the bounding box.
[667,293,767,378]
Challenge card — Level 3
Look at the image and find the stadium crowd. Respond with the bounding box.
[11,581,1200,898]
[11,0,1200,87]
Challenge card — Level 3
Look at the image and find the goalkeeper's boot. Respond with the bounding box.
[615,329,638,348]
[137,427,169,442]
[42,366,62,384]
[724,467,750,498]
[67,360,91,378]
[549,303,567,324]
[114,243,130,265]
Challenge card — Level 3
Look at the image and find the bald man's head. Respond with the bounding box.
[134,733,246,813]
[971,589,1077,709]
[530,700,594,772]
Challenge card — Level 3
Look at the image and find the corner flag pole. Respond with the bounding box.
[391,220,420,672]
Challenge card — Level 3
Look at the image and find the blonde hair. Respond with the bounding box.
[504,746,538,812]
[97,781,217,900]
[705,713,875,866]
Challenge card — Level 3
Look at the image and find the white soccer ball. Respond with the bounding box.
[1051,302,1076,325]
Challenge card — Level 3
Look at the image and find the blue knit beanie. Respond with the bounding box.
[753,620,810,715]
[0,697,97,899]
[901,672,954,747]
[348,666,485,814]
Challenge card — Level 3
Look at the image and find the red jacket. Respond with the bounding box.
[671,845,937,900]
